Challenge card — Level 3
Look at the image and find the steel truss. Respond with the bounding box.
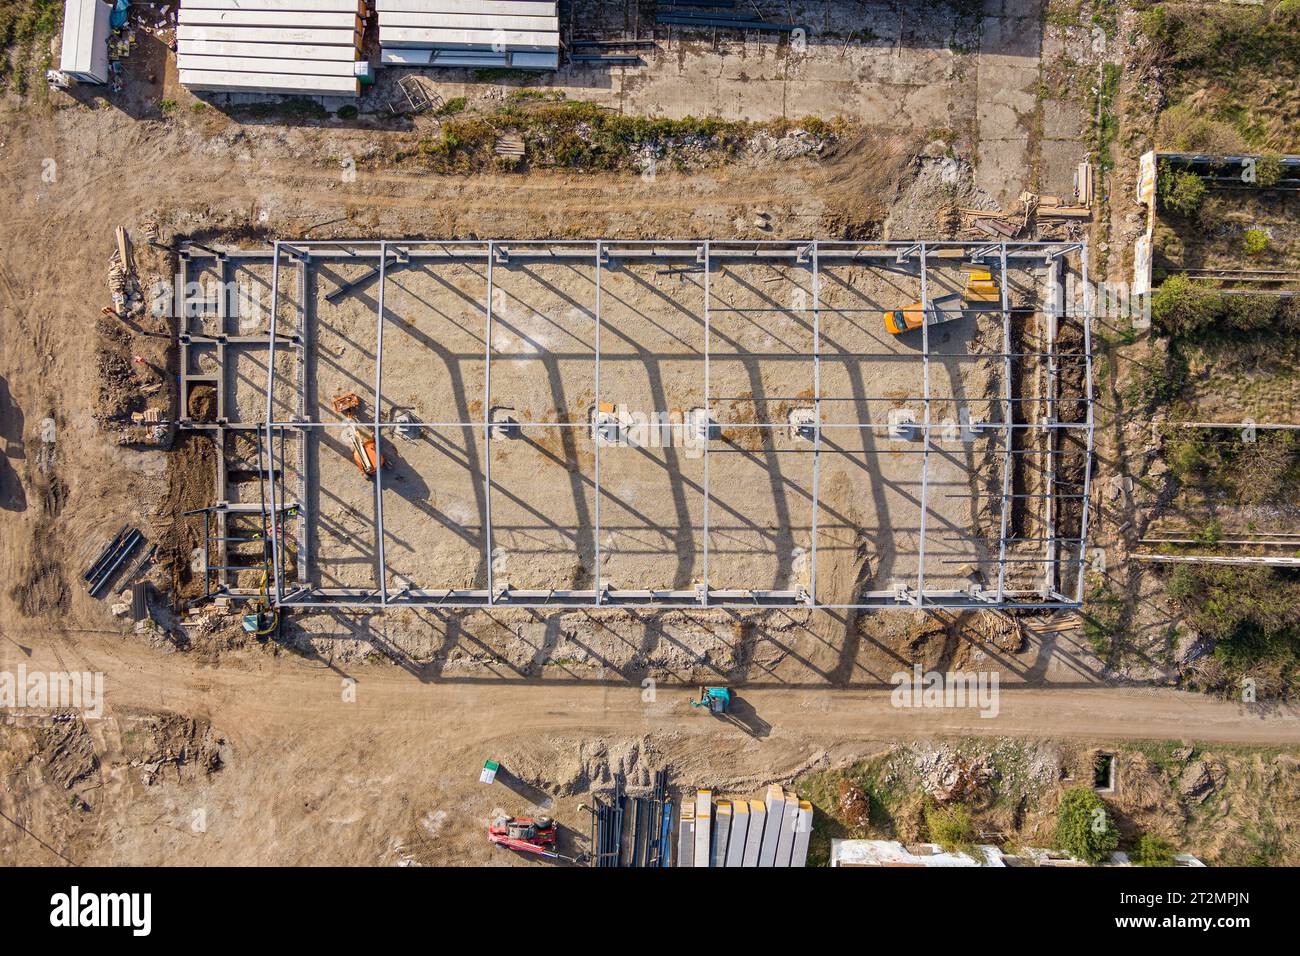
[177,239,1094,611]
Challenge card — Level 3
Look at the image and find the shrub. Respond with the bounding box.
[1167,564,1300,669]
[1243,228,1270,257]
[1165,433,1217,482]
[336,104,358,120]
[1055,786,1119,864]
[1151,275,1222,337]
[1151,274,1283,338]
[1134,833,1177,867]
[1159,166,1207,217]
[1255,152,1284,187]
[435,96,467,116]
[924,802,975,855]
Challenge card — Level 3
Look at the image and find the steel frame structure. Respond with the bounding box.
[177,238,1094,612]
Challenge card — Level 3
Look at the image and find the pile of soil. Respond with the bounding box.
[187,384,217,422]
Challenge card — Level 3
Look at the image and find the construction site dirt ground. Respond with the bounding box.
[1,1,1296,867]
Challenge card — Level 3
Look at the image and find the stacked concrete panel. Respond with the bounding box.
[176,0,362,96]
[693,790,712,867]
[675,788,811,867]
[724,801,749,867]
[677,801,695,868]
[790,801,814,868]
[376,0,560,70]
[741,800,765,866]
[774,789,800,867]
[757,784,787,867]
[710,801,732,868]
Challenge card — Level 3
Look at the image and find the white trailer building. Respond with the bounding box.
[59,0,112,85]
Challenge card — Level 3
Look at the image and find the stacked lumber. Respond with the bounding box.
[177,0,364,96]
[958,187,1092,240]
[377,0,560,70]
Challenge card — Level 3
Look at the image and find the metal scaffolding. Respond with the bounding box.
[177,238,1094,612]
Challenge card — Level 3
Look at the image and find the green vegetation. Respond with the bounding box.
[414,97,841,174]
[1082,581,1127,659]
[1134,833,1177,866]
[1165,427,1300,502]
[1157,163,1207,217]
[1168,564,1300,696]
[1,0,62,94]
[471,67,530,82]
[1141,1,1300,150]
[157,99,178,116]
[923,801,976,855]
[434,96,467,117]
[793,740,1300,866]
[1151,275,1297,339]
[1090,61,1121,173]
[1243,228,1270,257]
[336,104,358,120]
[1055,786,1119,863]
[1255,152,1284,187]
[230,97,331,122]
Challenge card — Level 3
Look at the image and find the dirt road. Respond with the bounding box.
[8,632,1297,749]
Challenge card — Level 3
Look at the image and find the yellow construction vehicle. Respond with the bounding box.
[884,269,1001,335]
[332,393,383,478]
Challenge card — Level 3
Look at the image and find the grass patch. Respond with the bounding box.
[229,97,331,122]
[923,801,977,855]
[1141,2,1300,151]
[1090,61,1121,174]
[434,96,466,117]
[1,0,62,95]
[414,98,842,174]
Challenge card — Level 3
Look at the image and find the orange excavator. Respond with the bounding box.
[331,393,383,478]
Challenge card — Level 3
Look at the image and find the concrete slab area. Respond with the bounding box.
[203,240,1089,610]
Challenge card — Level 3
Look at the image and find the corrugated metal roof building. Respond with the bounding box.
[377,0,560,70]
[176,0,365,96]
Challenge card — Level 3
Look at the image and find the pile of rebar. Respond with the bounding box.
[84,527,145,598]
[656,0,808,33]
[589,770,672,867]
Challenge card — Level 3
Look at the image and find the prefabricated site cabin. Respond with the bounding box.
[59,0,112,84]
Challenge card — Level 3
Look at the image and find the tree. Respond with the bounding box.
[1056,786,1119,864]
